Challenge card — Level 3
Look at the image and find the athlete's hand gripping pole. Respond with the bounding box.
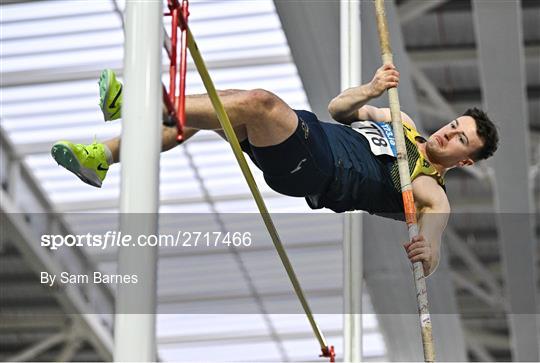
[179,21,335,363]
[374,1,436,362]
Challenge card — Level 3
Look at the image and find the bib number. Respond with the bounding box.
[351,120,397,157]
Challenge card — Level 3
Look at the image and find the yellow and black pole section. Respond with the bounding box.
[374,0,436,362]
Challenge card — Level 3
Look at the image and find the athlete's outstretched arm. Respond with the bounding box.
[328,63,399,124]
[357,106,417,129]
[405,176,450,276]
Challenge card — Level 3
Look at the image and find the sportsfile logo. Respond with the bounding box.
[40,231,253,250]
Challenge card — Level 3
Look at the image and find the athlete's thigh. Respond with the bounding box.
[250,109,334,197]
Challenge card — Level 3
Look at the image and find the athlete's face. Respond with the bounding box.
[426,116,484,167]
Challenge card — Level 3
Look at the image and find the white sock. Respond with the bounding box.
[103,144,113,165]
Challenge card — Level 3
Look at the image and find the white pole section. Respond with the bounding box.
[114,0,162,361]
[341,1,362,362]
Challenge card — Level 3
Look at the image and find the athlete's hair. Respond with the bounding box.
[463,107,499,161]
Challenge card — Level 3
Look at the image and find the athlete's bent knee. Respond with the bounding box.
[246,89,280,115]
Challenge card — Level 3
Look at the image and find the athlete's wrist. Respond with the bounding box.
[364,82,380,100]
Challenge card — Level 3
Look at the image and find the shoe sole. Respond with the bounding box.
[99,69,120,121]
[51,144,102,188]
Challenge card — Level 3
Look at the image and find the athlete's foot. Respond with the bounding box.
[99,69,123,121]
[51,141,110,188]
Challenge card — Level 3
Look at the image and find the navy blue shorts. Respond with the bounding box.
[239,109,335,197]
[239,109,403,216]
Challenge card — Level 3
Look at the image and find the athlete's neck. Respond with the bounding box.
[416,141,447,176]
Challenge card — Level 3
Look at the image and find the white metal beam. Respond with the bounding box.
[113,1,162,361]
[397,0,449,24]
[409,63,456,121]
[409,44,540,68]
[465,334,496,362]
[464,329,510,350]
[472,1,539,361]
[54,321,85,362]
[451,271,505,310]
[6,332,66,362]
[7,43,540,86]
[55,339,84,363]
[445,229,504,300]
[340,1,363,361]
[0,55,291,87]
[343,212,363,363]
[0,314,66,330]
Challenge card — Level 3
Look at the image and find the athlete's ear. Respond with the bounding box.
[458,158,474,167]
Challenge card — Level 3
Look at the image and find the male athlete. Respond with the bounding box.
[51,64,498,276]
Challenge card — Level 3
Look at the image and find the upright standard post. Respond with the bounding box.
[114,1,163,361]
[373,1,435,362]
[340,1,363,362]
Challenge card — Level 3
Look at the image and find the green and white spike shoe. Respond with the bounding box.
[98,69,123,121]
[51,141,109,188]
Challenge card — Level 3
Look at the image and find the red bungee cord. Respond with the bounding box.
[165,0,189,142]
[176,0,189,142]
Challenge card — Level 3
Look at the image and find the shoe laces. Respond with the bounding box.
[85,137,102,159]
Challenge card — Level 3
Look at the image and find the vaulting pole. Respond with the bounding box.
[374,1,435,362]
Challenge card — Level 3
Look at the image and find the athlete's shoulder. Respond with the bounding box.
[401,112,418,130]
[412,175,449,211]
